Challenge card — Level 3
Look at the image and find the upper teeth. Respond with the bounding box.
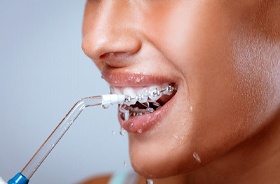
[110,83,175,106]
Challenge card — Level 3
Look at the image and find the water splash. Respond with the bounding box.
[101,104,109,109]
[118,104,130,136]
[119,127,126,136]
[193,152,201,163]
[189,106,193,112]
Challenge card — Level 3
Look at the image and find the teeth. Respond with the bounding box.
[111,83,174,105]
[148,85,162,101]
[110,87,121,95]
[123,87,137,105]
[114,83,176,119]
[161,83,173,95]
[137,88,149,103]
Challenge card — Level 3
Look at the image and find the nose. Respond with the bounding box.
[82,1,142,69]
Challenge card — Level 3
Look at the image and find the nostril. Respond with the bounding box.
[101,52,114,59]
[100,52,130,60]
[101,51,136,68]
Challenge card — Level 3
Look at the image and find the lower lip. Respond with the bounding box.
[118,94,176,133]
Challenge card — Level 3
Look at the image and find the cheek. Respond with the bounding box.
[229,32,280,126]
[146,2,279,166]
[186,32,279,165]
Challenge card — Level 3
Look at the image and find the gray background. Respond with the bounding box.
[0,1,132,183]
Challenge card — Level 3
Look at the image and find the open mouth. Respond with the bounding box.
[110,83,177,121]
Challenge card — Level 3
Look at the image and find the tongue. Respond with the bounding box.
[157,93,174,104]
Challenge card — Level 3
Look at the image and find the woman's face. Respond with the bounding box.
[82,0,280,179]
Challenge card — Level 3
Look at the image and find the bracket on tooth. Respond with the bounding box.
[122,84,176,104]
[150,88,161,97]
[124,95,132,103]
[162,85,176,95]
[137,93,147,103]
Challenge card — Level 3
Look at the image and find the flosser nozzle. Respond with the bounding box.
[101,94,125,106]
[6,94,126,184]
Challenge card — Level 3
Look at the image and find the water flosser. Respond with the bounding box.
[0,94,125,184]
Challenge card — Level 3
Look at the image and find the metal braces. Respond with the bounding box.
[123,84,176,104]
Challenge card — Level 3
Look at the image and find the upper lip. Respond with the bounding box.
[102,68,176,87]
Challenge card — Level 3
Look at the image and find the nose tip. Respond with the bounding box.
[82,1,143,69]
[82,31,141,66]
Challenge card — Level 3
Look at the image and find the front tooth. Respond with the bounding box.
[137,88,149,103]
[123,87,137,105]
[148,85,162,102]
[110,87,122,95]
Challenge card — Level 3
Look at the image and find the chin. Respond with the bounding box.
[127,126,205,179]
[129,145,189,178]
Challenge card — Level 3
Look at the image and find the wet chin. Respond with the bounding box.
[128,138,197,179]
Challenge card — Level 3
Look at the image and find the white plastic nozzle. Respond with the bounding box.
[101,94,125,105]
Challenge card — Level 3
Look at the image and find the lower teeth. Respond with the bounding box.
[119,104,157,120]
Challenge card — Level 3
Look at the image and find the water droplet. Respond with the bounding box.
[120,127,126,136]
[123,161,127,167]
[193,152,201,163]
[129,123,134,130]
[112,130,115,135]
[119,104,130,121]
[152,101,160,107]
[137,129,143,134]
[102,104,109,109]
[124,110,130,121]
[190,106,193,112]
[173,134,179,140]
[69,120,74,125]
[146,179,153,184]
[119,104,130,112]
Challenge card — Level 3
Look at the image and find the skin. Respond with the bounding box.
[82,0,280,183]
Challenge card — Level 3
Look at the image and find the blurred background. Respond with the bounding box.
[0,1,132,183]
